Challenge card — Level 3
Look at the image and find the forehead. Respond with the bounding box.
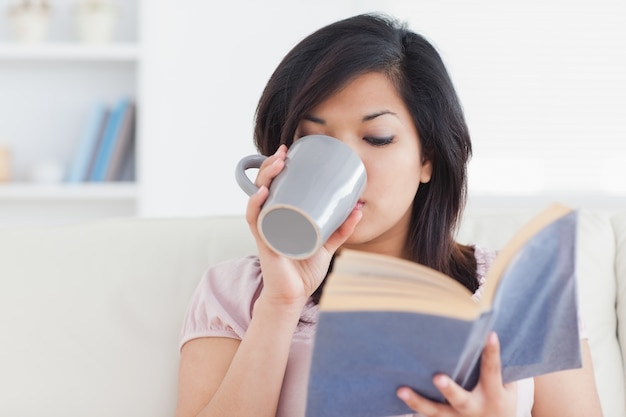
[307,72,409,118]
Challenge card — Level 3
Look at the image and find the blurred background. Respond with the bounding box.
[0,0,624,227]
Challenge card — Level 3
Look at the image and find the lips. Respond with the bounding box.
[355,200,365,210]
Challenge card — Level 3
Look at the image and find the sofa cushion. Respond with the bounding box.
[578,210,626,416]
[612,211,626,407]
[0,216,255,417]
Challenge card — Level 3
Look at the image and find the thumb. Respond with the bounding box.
[323,209,363,254]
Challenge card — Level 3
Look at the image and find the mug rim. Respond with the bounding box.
[257,203,322,260]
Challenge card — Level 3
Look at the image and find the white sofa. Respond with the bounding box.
[0,208,625,416]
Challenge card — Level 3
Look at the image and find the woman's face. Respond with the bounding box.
[295,72,432,258]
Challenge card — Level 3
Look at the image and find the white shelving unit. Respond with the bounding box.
[0,182,137,200]
[0,0,140,227]
[0,42,140,61]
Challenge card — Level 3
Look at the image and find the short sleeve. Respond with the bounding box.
[472,245,497,302]
[179,256,263,350]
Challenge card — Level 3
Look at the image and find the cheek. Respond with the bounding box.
[365,156,422,202]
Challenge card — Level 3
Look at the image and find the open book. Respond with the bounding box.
[305,204,581,417]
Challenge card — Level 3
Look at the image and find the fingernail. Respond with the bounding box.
[397,388,410,401]
[489,332,498,345]
[434,375,449,388]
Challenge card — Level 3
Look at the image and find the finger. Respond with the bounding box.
[245,185,269,241]
[255,145,287,188]
[432,374,475,413]
[323,208,363,254]
[480,332,505,393]
[246,145,286,241]
[396,387,451,416]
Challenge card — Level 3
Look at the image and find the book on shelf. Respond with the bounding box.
[115,136,136,182]
[65,101,109,183]
[305,203,582,417]
[104,100,135,181]
[89,97,135,182]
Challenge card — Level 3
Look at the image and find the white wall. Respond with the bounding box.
[385,0,626,195]
[139,0,382,216]
[139,0,626,217]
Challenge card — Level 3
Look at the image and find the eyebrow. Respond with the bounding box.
[302,110,398,125]
[362,110,398,122]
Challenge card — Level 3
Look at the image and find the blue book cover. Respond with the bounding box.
[89,98,130,182]
[65,101,109,183]
[305,204,581,417]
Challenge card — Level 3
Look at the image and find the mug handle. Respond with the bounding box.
[235,154,267,196]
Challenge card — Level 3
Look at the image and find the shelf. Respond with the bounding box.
[0,43,141,61]
[0,183,138,201]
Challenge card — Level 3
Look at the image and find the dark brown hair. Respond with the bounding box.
[254,14,477,295]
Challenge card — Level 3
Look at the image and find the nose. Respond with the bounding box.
[329,134,366,166]
[321,132,359,154]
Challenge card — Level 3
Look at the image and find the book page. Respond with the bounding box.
[321,250,480,319]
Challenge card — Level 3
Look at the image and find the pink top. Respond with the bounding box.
[179,247,535,417]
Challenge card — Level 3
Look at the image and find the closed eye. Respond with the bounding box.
[364,136,394,146]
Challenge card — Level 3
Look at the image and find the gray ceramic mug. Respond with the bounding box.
[235,135,367,259]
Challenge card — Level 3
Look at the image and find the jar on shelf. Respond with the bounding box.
[74,0,118,44]
[6,0,52,43]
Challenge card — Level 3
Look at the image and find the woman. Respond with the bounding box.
[175,13,602,417]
